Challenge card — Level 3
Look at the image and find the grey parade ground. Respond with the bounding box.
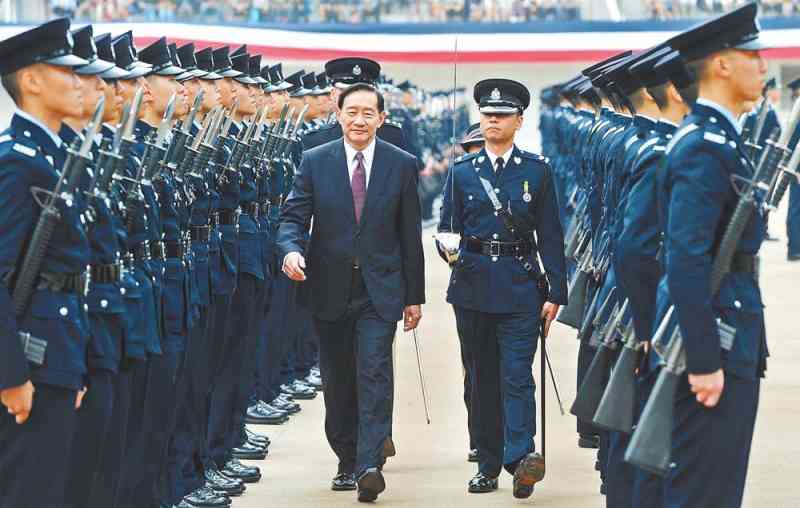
[0,3,799,507]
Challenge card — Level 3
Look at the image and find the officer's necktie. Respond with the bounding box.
[495,156,505,174]
[352,151,367,224]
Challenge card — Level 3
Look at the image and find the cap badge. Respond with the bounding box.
[353,65,362,76]
[490,88,501,100]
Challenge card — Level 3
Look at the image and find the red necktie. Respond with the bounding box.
[352,151,367,224]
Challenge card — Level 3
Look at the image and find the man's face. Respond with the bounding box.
[727,49,767,104]
[182,79,201,116]
[402,91,414,108]
[217,78,235,109]
[198,79,220,112]
[28,64,83,119]
[480,112,522,144]
[77,74,105,121]
[147,74,178,116]
[101,79,122,123]
[288,94,305,113]
[176,81,189,117]
[337,89,385,148]
[304,95,318,119]
[232,81,256,115]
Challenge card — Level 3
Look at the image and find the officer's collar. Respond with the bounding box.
[12,108,63,150]
[634,114,657,132]
[58,122,79,145]
[656,119,678,136]
[135,118,155,138]
[695,98,742,136]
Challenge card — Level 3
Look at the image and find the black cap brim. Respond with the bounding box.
[45,54,90,67]
[121,65,151,80]
[219,69,243,78]
[100,65,130,80]
[75,58,115,76]
[234,75,257,85]
[153,64,185,76]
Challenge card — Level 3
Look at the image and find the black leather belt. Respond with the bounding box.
[91,263,122,284]
[131,241,151,262]
[37,271,87,295]
[165,241,184,259]
[464,237,533,257]
[191,225,211,242]
[242,202,259,218]
[731,253,758,274]
[150,241,166,261]
[218,209,238,226]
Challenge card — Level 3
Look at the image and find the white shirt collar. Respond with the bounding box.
[14,108,63,148]
[485,144,515,171]
[344,137,377,185]
[696,98,742,136]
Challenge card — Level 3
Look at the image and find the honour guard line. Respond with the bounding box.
[0,3,793,507]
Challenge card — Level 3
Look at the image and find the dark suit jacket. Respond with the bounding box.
[277,137,425,323]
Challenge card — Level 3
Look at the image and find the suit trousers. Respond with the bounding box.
[454,306,540,478]
[0,383,78,508]
[64,369,115,508]
[454,307,476,451]
[116,356,151,508]
[663,373,760,508]
[631,366,664,507]
[315,268,397,476]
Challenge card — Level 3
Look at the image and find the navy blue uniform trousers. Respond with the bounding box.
[454,306,540,478]
[787,179,800,257]
[315,269,396,476]
[0,384,78,508]
[664,373,760,508]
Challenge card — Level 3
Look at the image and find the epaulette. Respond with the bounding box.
[636,137,661,158]
[624,135,640,152]
[665,123,699,155]
[519,150,549,164]
[455,152,479,165]
[384,119,403,130]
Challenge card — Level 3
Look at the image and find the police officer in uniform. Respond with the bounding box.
[652,4,769,506]
[0,18,93,508]
[439,79,567,498]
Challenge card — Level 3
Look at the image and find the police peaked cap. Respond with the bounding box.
[0,18,89,75]
[138,37,185,77]
[232,53,257,84]
[112,32,152,79]
[92,32,131,80]
[212,46,242,78]
[473,78,530,114]
[195,47,223,80]
[71,25,116,77]
[652,50,695,90]
[628,45,673,89]
[249,55,268,84]
[667,2,766,62]
[325,57,381,86]
[460,122,485,149]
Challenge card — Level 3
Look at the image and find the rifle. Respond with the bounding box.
[12,98,104,315]
[96,88,144,196]
[625,95,800,477]
[164,89,204,176]
[141,93,177,181]
[570,298,629,423]
[556,242,592,328]
[744,79,776,163]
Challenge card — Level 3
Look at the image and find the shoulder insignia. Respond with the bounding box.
[666,124,699,155]
[624,135,639,151]
[12,143,36,157]
[456,152,479,165]
[636,137,660,158]
[703,131,727,144]
[0,134,12,144]
[519,151,547,164]
[652,146,666,152]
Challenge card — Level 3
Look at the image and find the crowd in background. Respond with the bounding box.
[645,0,798,19]
[49,0,581,23]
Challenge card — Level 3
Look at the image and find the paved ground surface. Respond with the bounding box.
[234,209,799,507]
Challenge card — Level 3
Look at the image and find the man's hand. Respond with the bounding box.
[282,252,307,281]
[1,380,34,424]
[540,302,560,337]
[688,369,724,408]
[404,305,422,332]
[76,386,88,410]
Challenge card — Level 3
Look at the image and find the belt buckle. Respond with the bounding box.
[489,240,501,257]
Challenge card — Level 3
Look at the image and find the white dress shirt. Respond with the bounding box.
[486,144,515,172]
[344,137,377,187]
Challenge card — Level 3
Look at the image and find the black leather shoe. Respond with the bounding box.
[246,434,270,450]
[281,381,317,400]
[382,436,396,458]
[223,459,261,483]
[600,483,607,495]
[468,472,498,493]
[512,452,545,499]
[357,468,386,502]
[205,469,245,496]
[594,459,601,472]
[182,486,230,507]
[578,433,600,449]
[244,403,288,425]
[245,428,270,446]
[331,472,357,491]
[271,395,301,414]
[468,449,480,463]
[232,441,267,461]
[305,371,323,388]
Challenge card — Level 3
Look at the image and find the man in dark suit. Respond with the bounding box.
[279,82,425,503]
